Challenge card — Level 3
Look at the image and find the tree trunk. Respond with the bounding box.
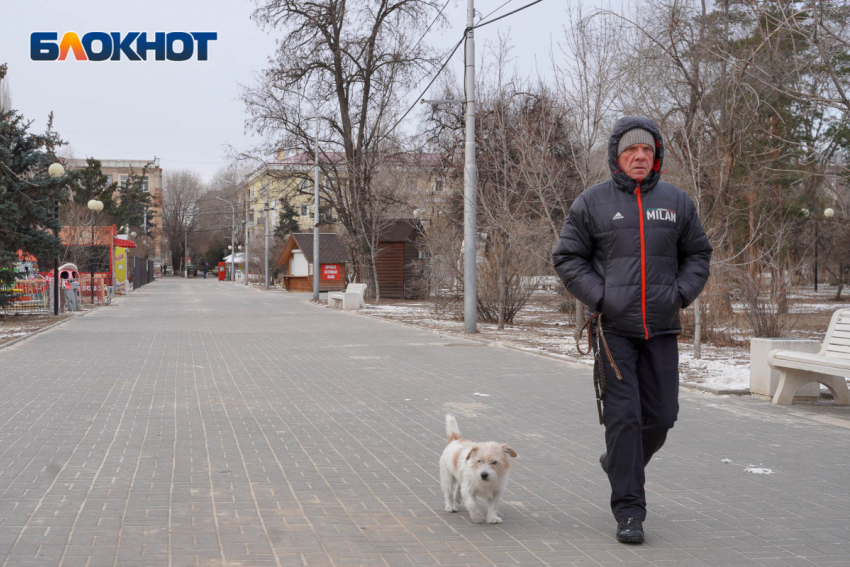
[497,257,507,330]
[358,238,380,303]
[370,255,381,304]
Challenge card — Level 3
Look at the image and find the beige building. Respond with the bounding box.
[66,158,164,269]
[242,150,448,241]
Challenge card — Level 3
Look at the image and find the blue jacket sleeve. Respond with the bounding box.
[677,195,712,308]
[552,196,605,311]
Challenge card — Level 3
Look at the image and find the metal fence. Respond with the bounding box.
[78,275,108,305]
[1,281,51,314]
[131,257,155,290]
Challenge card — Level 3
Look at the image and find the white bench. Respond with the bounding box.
[767,309,850,405]
[328,283,367,310]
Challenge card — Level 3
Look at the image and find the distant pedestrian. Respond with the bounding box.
[553,116,712,544]
[203,261,208,279]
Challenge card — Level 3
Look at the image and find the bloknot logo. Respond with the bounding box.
[31,32,218,61]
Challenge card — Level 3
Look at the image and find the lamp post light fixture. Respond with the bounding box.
[803,207,836,292]
[87,199,104,304]
[48,163,65,315]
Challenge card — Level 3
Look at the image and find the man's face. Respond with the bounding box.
[617,143,654,180]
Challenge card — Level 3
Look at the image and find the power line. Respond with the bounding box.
[477,0,515,24]
[384,0,546,142]
[410,0,453,56]
[473,0,544,28]
[385,36,465,139]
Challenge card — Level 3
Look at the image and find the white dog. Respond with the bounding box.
[439,414,517,524]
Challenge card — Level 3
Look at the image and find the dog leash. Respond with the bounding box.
[576,312,622,425]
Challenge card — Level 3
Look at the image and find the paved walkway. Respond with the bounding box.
[0,277,848,567]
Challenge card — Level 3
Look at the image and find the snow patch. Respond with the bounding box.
[745,466,774,475]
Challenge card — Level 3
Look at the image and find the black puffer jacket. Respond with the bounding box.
[552,116,712,339]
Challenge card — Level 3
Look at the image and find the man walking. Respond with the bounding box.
[553,116,712,544]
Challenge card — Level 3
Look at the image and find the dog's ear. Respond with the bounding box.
[466,447,478,461]
[501,445,517,458]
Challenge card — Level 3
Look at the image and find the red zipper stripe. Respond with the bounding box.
[635,181,649,339]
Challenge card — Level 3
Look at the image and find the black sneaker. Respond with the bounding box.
[599,452,608,474]
[616,517,644,544]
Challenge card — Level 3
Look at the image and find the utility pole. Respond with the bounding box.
[313,116,320,301]
[244,189,249,286]
[463,0,478,334]
[264,180,270,290]
[418,1,477,332]
[183,228,188,278]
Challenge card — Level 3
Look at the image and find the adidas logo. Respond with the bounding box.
[613,212,624,220]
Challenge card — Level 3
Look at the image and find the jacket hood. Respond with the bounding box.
[608,116,664,193]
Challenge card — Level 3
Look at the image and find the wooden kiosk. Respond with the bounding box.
[277,233,351,292]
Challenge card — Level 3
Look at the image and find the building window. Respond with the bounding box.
[105,175,113,186]
[141,177,149,192]
[120,175,128,188]
[432,177,445,192]
[300,204,309,217]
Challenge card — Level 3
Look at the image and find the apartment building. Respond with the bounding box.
[66,158,164,269]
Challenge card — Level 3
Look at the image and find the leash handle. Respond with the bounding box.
[576,312,622,381]
[575,312,599,356]
[576,311,624,426]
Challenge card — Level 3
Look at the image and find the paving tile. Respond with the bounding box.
[0,278,847,566]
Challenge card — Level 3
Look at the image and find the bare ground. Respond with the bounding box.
[351,285,850,390]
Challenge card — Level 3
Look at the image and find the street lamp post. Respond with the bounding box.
[312,115,320,301]
[224,181,249,287]
[263,180,270,291]
[48,163,65,315]
[87,199,104,304]
[228,245,233,280]
[803,207,835,291]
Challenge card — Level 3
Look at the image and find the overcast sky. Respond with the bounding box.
[3,0,571,182]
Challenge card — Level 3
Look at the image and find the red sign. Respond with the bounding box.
[321,264,340,281]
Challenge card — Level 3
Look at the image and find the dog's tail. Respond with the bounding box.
[445,414,461,444]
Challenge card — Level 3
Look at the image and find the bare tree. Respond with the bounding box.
[554,9,626,325]
[162,170,204,272]
[426,41,579,328]
[0,63,11,114]
[59,203,113,278]
[242,0,446,299]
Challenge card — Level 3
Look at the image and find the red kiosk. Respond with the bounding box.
[217,262,226,281]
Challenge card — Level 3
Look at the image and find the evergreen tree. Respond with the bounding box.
[113,166,155,235]
[0,63,69,307]
[274,200,301,239]
[70,158,118,213]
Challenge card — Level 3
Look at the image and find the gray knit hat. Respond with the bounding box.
[617,128,655,157]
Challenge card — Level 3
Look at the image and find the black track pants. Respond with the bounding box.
[599,332,679,521]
